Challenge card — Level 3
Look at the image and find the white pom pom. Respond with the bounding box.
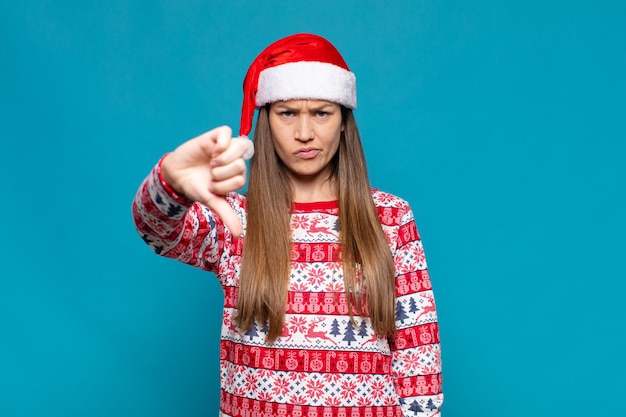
[239,136,255,160]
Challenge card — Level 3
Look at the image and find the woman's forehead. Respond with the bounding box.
[270,99,339,109]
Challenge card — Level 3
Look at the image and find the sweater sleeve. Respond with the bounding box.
[131,156,244,274]
[389,206,444,416]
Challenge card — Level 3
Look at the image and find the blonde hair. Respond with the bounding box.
[236,106,396,343]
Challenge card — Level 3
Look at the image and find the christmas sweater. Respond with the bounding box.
[132,161,443,417]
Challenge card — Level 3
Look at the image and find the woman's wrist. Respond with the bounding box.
[157,153,193,204]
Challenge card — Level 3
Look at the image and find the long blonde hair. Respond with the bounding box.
[236,106,396,342]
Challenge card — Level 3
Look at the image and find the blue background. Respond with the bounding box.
[1,1,625,416]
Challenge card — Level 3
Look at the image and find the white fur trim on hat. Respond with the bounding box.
[256,61,356,109]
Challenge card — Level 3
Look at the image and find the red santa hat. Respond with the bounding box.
[240,33,357,137]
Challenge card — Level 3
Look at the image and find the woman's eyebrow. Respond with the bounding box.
[311,105,332,111]
[309,103,335,112]
[274,104,297,111]
[274,102,334,112]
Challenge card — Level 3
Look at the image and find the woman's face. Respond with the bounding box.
[268,99,344,188]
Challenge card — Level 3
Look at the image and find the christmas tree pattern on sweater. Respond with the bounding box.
[132,163,443,416]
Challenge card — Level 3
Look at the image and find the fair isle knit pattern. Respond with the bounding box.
[132,162,443,417]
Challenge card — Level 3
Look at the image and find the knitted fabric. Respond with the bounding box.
[132,163,443,417]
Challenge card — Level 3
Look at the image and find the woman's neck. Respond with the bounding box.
[290,175,337,203]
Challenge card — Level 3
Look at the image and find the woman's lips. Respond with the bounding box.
[295,148,320,159]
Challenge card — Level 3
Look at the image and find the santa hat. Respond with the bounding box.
[240,33,357,137]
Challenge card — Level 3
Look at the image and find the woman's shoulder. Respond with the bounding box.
[370,188,411,210]
[370,188,414,226]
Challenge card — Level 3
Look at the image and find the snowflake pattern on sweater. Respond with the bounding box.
[132,162,443,417]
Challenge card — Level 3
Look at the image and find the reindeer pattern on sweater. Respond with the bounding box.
[132,162,443,417]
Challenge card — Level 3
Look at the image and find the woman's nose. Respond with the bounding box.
[295,116,314,141]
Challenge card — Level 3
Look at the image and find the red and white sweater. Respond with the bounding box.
[132,162,443,417]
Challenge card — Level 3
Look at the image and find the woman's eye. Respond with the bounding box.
[317,111,329,117]
[281,111,293,117]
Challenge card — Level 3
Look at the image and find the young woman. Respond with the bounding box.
[132,33,443,417]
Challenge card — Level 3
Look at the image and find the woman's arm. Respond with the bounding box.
[131,126,250,272]
[389,206,444,416]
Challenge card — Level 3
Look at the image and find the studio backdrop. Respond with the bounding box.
[1,1,625,416]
